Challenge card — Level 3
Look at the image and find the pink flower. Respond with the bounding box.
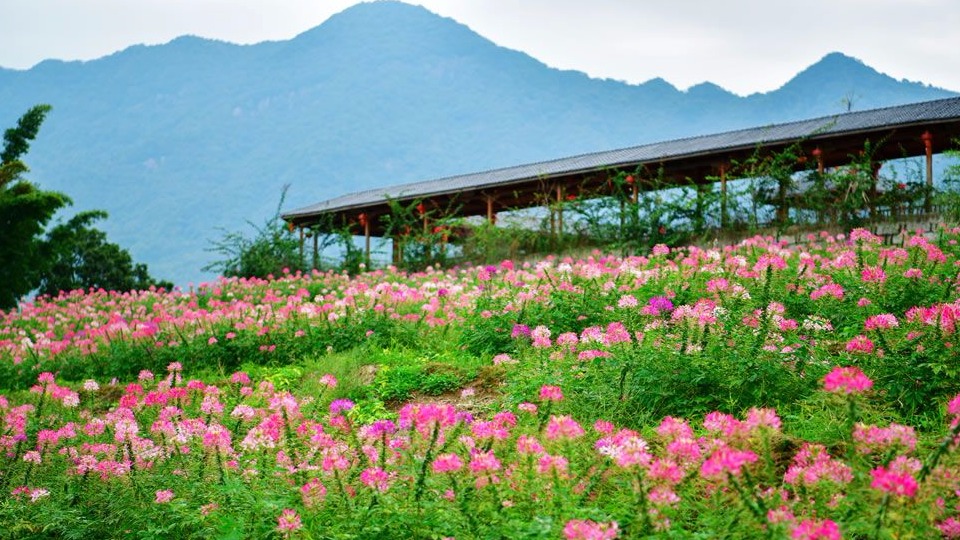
[850,228,882,244]
[563,519,620,540]
[545,415,585,440]
[700,446,757,479]
[823,366,873,394]
[844,335,875,354]
[870,465,918,497]
[864,314,899,331]
[155,489,174,503]
[492,353,516,365]
[539,385,564,402]
[810,283,844,300]
[301,478,327,507]
[277,509,302,534]
[469,449,502,474]
[783,444,852,486]
[852,423,916,454]
[432,453,464,473]
[319,374,338,388]
[791,518,841,539]
[652,244,670,256]
[537,454,569,475]
[861,265,887,283]
[531,325,552,348]
[938,517,960,538]
[359,467,391,492]
[753,254,787,273]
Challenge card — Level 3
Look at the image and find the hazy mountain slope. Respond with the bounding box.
[0,1,954,285]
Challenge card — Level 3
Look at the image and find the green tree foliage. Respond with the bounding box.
[0,105,71,309]
[37,210,173,297]
[205,186,304,278]
[0,105,170,308]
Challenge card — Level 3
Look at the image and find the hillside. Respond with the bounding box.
[0,1,954,285]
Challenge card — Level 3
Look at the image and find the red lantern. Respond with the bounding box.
[625,175,635,185]
[416,203,426,216]
[358,213,368,227]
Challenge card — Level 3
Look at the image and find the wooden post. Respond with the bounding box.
[556,185,564,239]
[298,227,305,267]
[364,218,371,266]
[871,161,882,220]
[813,147,824,174]
[486,195,495,225]
[719,164,728,229]
[922,131,934,212]
[549,189,556,236]
[312,229,318,270]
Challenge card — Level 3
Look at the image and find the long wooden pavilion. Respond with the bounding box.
[282,97,960,260]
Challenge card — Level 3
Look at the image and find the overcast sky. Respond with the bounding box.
[4,0,958,96]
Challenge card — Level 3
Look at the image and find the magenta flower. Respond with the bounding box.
[823,366,873,394]
[432,453,464,473]
[791,518,841,539]
[870,466,918,497]
[539,385,564,402]
[700,446,758,479]
[468,449,502,474]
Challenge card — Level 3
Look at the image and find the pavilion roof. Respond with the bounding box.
[283,96,960,233]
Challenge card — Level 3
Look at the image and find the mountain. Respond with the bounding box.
[0,1,955,285]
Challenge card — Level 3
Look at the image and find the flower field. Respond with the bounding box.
[2,227,960,538]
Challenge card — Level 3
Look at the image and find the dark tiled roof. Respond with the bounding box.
[283,97,960,220]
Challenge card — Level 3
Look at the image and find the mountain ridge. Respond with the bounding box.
[0,1,955,285]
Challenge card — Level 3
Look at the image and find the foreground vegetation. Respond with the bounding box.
[3,227,960,538]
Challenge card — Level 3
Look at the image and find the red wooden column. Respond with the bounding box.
[922,131,934,212]
[298,226,305,268]
[719,164,728,228]
[359,213,371,265]
[556,185,564,239]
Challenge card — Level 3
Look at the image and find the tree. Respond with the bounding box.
[0,105,71,309]
[205,186,305,278]
[37,210,173,297]
[0,105,171,308]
